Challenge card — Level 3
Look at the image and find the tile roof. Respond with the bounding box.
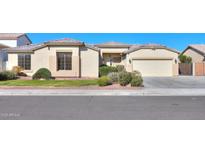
[188,44,205,55]
[95,41,131,48]
[0,33,25,40]
[44,38,83,46]
[3,39,99,52]
[124,44,179,54]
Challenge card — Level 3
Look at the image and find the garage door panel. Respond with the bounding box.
[133,59,173,77]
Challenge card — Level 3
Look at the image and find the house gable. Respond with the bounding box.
[182,47,205,62]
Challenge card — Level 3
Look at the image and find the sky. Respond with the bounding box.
[27,33,205,52]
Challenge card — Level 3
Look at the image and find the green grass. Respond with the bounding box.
[0,80,98,87]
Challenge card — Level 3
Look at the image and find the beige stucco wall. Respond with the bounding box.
[183,48,204,63]
[48,46,80,77]
[7,53,18,70]
[173,64,179,76]
[126,48,179,76]
[80,48,99,78]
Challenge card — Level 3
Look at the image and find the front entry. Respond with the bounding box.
[103,53,122,66]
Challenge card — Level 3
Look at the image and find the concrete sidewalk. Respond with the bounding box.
[0,88,205,96]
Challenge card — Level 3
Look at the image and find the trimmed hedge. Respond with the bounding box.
[118,71,132,86]
[0,71,17,81]
[98,76,112,86]
[32,68,52,80]
[99,66,117,76]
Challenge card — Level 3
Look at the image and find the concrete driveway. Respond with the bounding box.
[143,76,205,88]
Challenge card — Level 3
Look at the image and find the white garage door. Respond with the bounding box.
[132,59,173,77]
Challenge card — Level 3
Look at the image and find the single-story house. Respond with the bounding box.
[4,38,100,78]
[4,38,180,77]
[182,45,205,63]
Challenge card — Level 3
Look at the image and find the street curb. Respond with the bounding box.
[0,88,205,96]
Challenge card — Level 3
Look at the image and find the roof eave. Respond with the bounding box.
[6,50,34,53]
[124,47,180,54]
[95,45,131,48]
[45,42,84,46]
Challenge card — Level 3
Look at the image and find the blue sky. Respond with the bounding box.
[27,33,205,52]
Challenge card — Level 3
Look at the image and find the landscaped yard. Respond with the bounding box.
[0,80,98,87]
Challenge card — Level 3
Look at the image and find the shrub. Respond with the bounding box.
[131,75,143,87]
[32,68,52,80]
[131,70,142,77]
[98,76,112,86]
[99,66,117,76]
[118,71,132,86]
[179,54,192,63]
[12,66,28,76]
[12,66,23,74]
[18,72,28,77]
[0,71,17,81]
[116,65,125,72]
[0,73,7,81]
[100,64,108,67]
[107,72,119,83]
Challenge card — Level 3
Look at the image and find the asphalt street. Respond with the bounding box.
[0,96,205,120]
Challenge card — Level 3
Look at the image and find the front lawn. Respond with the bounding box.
[0,80,98,87]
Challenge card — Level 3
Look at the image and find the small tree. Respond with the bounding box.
[179,54,192,63]
[186,56,192,63]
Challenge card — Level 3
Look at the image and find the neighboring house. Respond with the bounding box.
[0,33,32,47]
[0,33,32,71]
[4,38,99,78]
[182,45,205,63]
[0,43,10,71]
[95,42,131,66]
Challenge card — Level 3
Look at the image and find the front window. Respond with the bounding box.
[18,54,31,70]
[57,52,72,70]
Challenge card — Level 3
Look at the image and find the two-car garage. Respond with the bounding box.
[125,45,179,77]
[132,58,173,77]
